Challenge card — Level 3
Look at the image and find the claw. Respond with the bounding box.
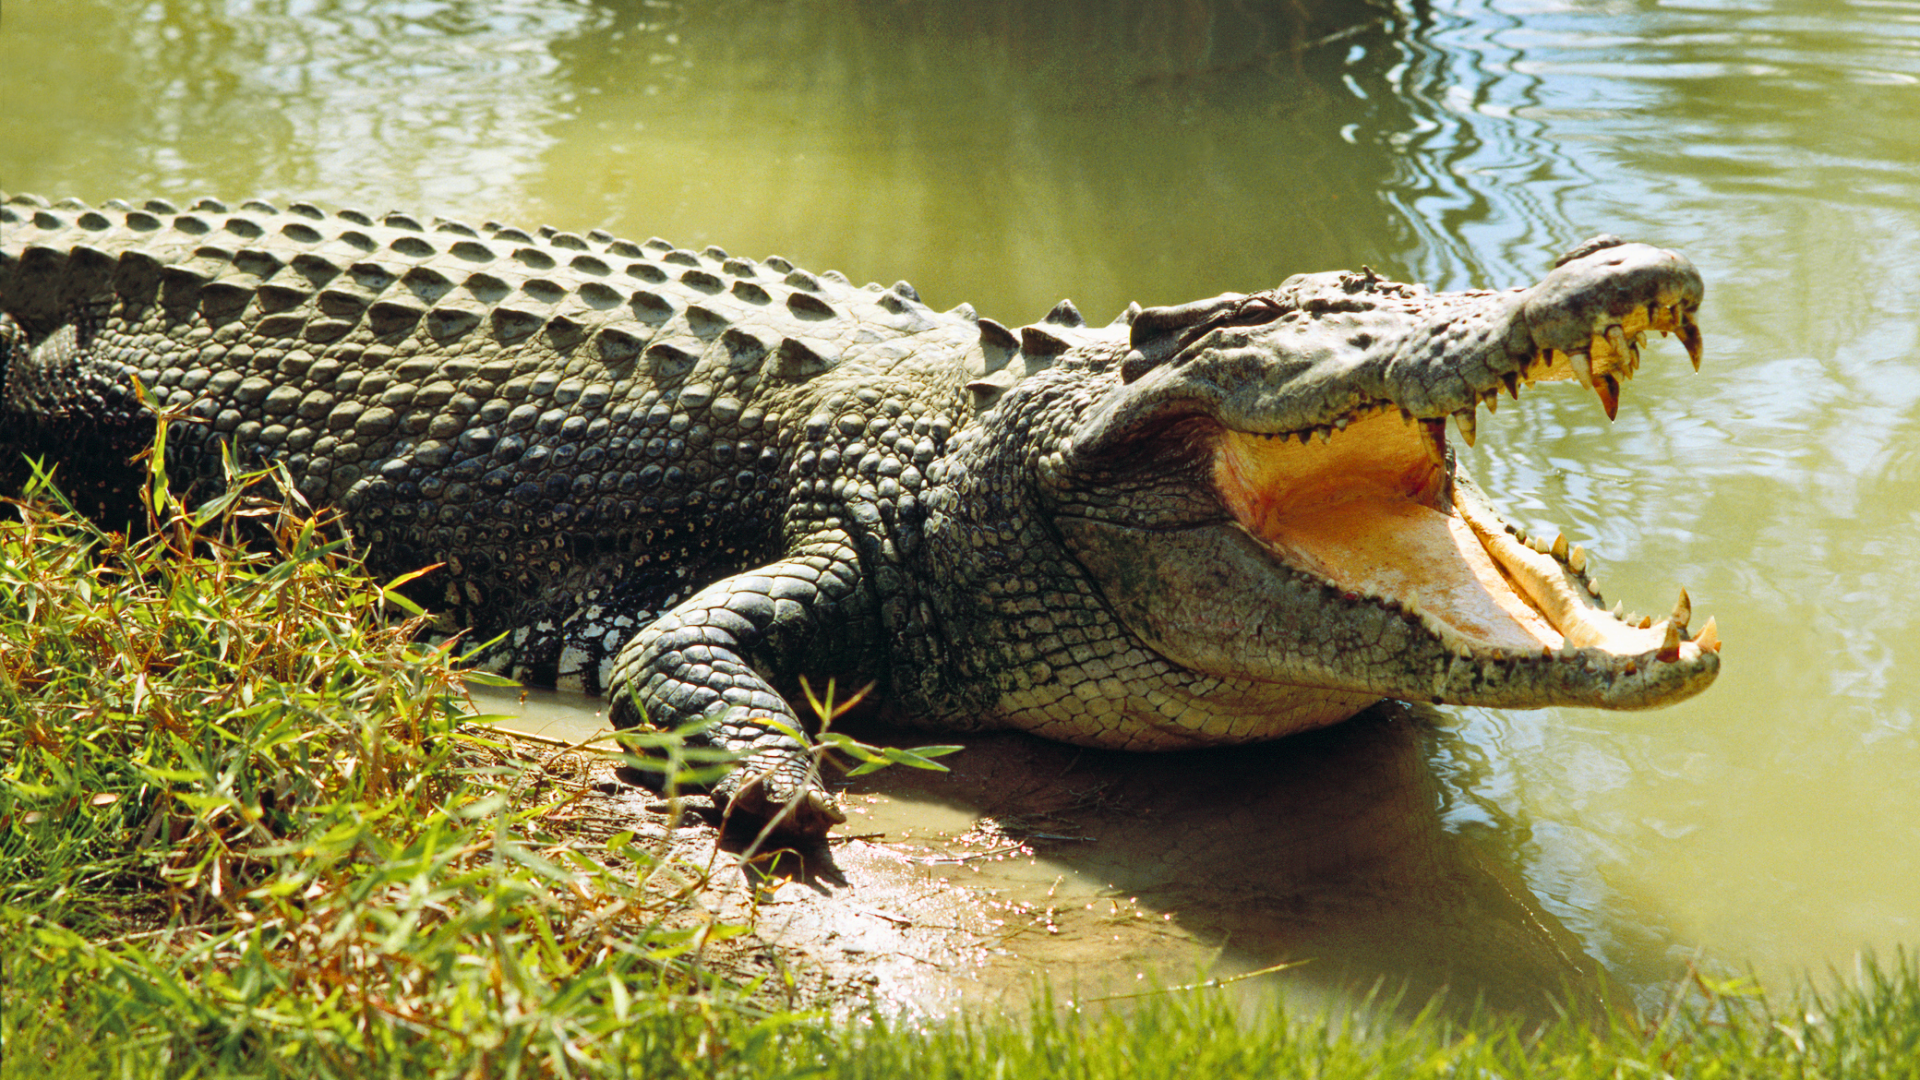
[722,764,846,839]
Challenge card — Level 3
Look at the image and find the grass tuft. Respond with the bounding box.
[0,450,787,1077]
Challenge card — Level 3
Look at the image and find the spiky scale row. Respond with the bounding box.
[0,192,983,388]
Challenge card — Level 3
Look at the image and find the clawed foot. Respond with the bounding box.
[714,760,846,840]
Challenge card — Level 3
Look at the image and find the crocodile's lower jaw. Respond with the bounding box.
[1211,411,1722,666]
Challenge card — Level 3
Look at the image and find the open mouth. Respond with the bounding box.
[1210,323,1722,669]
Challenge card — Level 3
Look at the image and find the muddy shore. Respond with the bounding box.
[489,698,1617,1021]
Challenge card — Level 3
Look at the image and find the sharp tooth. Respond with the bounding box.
[1455,408,1477,447]
[1588,577,1603,597]
[1693,616,1721,653]
[1605,325,1630,369]
[1552,533,1569,561]
[1637,614,1653,630]
[1679,315,1704,371]
[1566,349,1594,389]
[1568,545,1588,574]
[1316,426,1332,445]
[1419,419,1447,466]
[1671,587,1692,631]
[1503,371,1522,399]
[1483,390,1498,413]
[1610,600,1624,618]
[1657,619,1682,662]
[1597,373,1621,420]
[1335,416,1349,430]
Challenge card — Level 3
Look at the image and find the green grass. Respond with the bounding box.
[3,444,1919,1078]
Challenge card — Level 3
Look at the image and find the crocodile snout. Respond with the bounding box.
[1521,239,1705,419]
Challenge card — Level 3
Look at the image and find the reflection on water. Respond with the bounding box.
[7,0,1920,1010]
[464,684,616,747]
[536,0,1439,320]
[1,0,589,211]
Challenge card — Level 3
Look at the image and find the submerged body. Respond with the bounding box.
[0,194,1719,834]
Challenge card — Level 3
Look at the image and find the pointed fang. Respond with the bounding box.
[1455,408,1477,447]
[1420,419,1448,467]
[1569,544,1588,574]
[1694,616,1721,653]
[1552,533,1569,561]
[1597,374,1621,420]
[1568,349,1594,389]
[1679,317,1704,371]
[1671,587,1692,631]
[1605,325,1630,370]
[1657,619,1682,663]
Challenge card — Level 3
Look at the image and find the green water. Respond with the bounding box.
[5,0,1919,1007]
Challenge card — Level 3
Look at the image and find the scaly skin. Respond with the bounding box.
[0,194,1719,837]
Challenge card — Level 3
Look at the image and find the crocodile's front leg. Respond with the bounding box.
[607,536,867,837]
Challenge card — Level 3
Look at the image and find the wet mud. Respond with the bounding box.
[478,691,1617,1022]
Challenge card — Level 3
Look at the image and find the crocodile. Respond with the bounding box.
[0,193,1720,837]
